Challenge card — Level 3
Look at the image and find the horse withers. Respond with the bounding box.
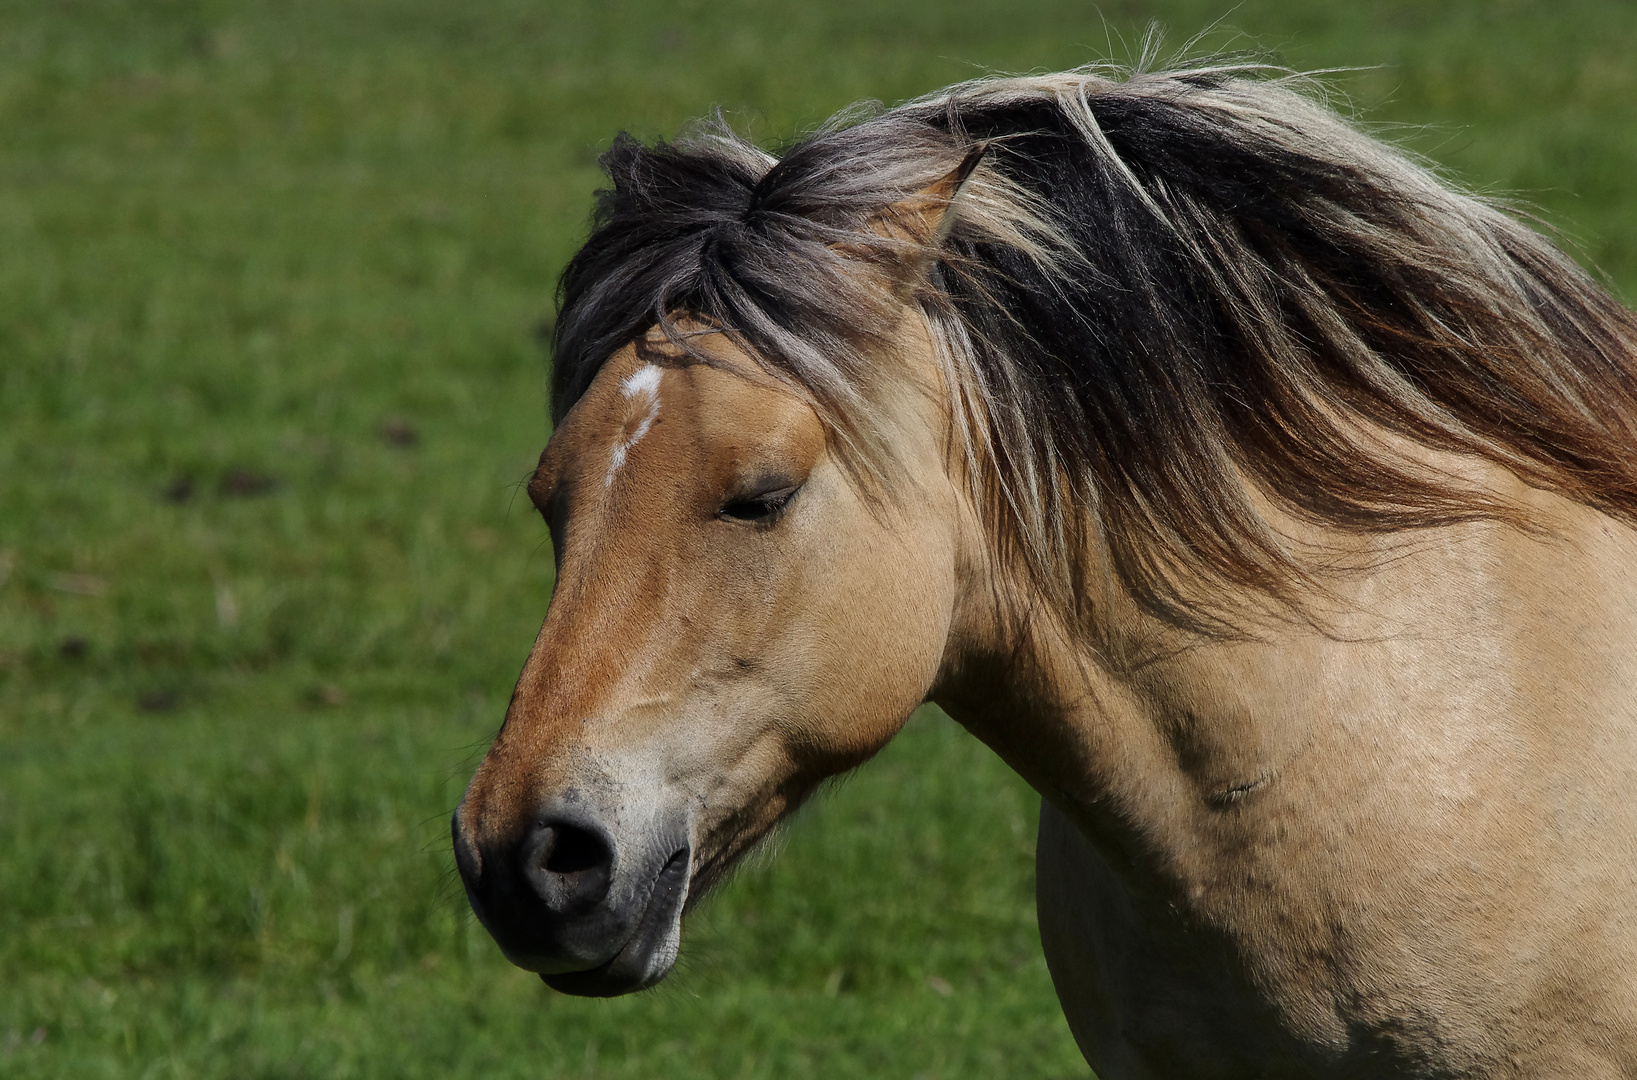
[452,64,1637,1077]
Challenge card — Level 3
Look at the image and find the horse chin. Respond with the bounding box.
[538,847,690,998]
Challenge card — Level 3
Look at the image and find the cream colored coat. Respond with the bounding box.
[457,319,1637,1076]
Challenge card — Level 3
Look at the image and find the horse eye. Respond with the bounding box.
[718,485,800,524]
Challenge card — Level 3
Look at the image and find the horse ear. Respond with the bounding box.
[869,141,990,247]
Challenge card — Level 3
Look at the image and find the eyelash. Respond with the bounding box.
[718,486,800,525]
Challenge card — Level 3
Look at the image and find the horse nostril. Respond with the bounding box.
[542,824,606,874]
[521,819,615,914]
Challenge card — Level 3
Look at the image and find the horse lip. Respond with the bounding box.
[539,846,691,997]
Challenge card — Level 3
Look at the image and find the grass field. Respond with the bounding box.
[2,1,1634,1077]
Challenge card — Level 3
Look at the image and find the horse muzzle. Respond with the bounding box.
[451,795,692,997]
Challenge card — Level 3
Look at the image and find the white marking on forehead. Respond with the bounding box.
[605,363,663,487]
[621,364,663,400]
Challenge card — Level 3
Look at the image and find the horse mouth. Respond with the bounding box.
[540,846,691,997]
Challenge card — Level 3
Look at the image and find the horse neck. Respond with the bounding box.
[934,469,1637,886]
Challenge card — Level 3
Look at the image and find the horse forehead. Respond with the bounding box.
[542,349,820,496]
[535,351,679,494]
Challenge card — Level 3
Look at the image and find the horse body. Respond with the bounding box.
[990,476,1637,1076]
[453,64,1637,1076]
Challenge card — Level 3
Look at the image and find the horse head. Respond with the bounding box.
[451,313,974,995]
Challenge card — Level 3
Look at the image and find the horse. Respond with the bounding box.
[451,62,1637,1078]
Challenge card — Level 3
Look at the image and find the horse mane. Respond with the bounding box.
[552,62,1637,632]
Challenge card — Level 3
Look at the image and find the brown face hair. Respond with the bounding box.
[452,325,966,995]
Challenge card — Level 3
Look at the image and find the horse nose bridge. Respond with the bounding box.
[526,562,679,692]
[504,589,698,746]
[484,619,627,771]
[456,547,706,861]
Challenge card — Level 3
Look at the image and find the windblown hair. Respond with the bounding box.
[553,62,1637,630]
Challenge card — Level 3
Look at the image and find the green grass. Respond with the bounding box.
[1,0,1634,1076]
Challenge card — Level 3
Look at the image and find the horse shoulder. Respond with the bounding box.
[1034,485,1637,1077]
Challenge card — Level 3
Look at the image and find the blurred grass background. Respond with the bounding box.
[1,1,1633,1077]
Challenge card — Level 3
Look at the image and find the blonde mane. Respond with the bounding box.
[553,63,1637,631]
